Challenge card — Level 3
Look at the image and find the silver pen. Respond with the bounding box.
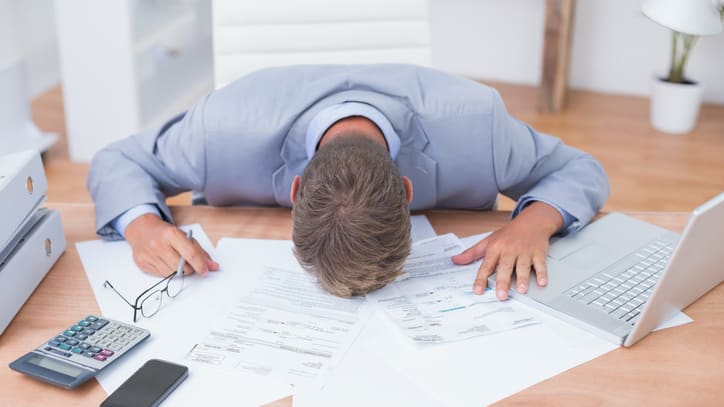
[175,229,193,277]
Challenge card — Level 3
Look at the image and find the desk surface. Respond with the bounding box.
[1,204,722,406]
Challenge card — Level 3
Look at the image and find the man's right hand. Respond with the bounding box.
[124,213,219,277]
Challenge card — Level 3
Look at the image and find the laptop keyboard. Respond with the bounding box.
[566,239,675,325]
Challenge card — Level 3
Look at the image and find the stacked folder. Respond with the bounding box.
[0,150,66,335]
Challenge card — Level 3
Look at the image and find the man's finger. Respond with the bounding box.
[495,255,516,300]
[158,247,184,277]
[181,262,195,276]
[532,252,548,287]
[136,250,164,277]
[473,250,498,295]
[452,238,488,265]
[192,239,220,271]
[170,232,209,276]
[515,257,532,293]
[145,256,165,277]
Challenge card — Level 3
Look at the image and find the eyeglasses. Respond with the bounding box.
[104,272,185,323]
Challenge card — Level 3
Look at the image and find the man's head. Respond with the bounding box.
[291,130,412,297]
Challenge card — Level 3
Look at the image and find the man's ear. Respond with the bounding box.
[402,176,413,204]
[290,175,301,204]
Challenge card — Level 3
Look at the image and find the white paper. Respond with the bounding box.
[399,233,483,280]
[373,231,618,405]
[653,308,694,330]
[77,227,293,407]
[293,313,446,407]
[187,265,372,389]
[364,300,619,406]
[410,214,437,241]
[368,233,538,344]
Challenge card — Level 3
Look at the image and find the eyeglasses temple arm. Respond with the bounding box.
[104,280,137,309]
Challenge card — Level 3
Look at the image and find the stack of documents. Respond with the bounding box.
[368,233,539,344]
[0,150,66,335]
[77,216,692,406]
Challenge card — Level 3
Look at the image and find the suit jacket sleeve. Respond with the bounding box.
[87,95,209,240]
[490,90,609,230]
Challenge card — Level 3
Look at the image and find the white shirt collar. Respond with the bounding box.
[305,102,401,160]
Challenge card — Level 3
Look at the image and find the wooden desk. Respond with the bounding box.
[1,204,722,406]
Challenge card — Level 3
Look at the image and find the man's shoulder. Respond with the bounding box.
[217,64,499,101]
[201,64,503,136]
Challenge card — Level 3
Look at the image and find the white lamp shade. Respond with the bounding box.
[642,0,723,36]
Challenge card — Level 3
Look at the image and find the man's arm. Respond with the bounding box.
[88,99,208,239]
[87,96,218,276]
[453,90,609,299]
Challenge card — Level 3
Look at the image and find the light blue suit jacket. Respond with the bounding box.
[88,64,609,239]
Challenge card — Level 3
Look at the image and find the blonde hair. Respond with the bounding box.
[292,136,411,297]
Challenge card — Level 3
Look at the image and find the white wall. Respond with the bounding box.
[0,0,60,98]
[430,0,724,104]
[430,0,546,85]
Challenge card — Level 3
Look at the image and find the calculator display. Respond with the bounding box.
[27,354,85,378]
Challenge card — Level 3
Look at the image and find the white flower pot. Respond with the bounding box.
[650,77,703,135]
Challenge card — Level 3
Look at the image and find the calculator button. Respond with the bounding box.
[45,347,71,358]
[58,343,72,351]
[89,346,103,353]
[71,325,84,332]
[90,320,109,330]
[78,320,91,327]
[77,334,88,341]
[63,330,76,337]
[54,335,68,342]
[83,351,96,358]
[83,328,96,335]
[100,349,114,357]
[66,339,79,346]
[71,347,84,354]
[93,354,107,362]
[49,340,61,347]
[85,316,99,322]
[79,343,91,350]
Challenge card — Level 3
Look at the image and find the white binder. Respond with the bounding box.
[0,150,48,251]
[0,209,66,335]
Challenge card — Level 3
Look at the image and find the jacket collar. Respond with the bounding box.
[273,90,436,210]
[305,102,401,161]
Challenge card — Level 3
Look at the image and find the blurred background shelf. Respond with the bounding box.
[54,0,213,162]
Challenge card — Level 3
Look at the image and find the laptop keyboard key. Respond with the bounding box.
[565,238,675,323]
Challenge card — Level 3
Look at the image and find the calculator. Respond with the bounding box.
[9,315,150,389]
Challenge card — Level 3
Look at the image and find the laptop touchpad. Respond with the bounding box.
[548,232,593,260]
[559,244,612,268]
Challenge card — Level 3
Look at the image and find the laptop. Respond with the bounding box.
[489,192,724,347]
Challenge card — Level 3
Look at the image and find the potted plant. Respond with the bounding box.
[642,0,724,134]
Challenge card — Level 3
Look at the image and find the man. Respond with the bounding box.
[88,64,609,300]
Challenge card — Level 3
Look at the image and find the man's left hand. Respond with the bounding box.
[451,201,564,300]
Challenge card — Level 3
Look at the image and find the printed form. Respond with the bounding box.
[367,234,539,344]
[186,265,371,389]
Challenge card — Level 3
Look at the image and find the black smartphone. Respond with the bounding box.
[100,359,188,407]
